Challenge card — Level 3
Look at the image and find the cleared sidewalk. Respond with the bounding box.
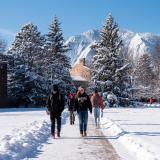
[30,115,120,160]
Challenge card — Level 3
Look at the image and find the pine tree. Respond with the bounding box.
[8,23,46,105]
[0,38,7,54]
[45,16,71,68]
[153,40,160,80]
[91,14,130,106]
[45,17,72,92]
[10,23,45,71]
[134,54,154,87]
[47,61,72,93]
[0,37,9,70]
[8,54,29,104]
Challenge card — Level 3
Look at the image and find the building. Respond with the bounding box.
[70,58,91,88]
[0,62,7,98]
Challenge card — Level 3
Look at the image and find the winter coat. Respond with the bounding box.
[68,97,76,111]
[47,92,64,117]
[75,92,92,113]
[90,94,105,110]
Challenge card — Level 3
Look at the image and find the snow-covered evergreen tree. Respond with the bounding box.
[0,40,10,66]
[9,23,45,71]
[47,60,71,93]
[0,38,7,54]
[8,23,46,105]
[45,17,72,93]
[8,52,27,104]
[91,14,130,107]
[134,54,154,87]
[45,16,71,69]
[153,40,160,80]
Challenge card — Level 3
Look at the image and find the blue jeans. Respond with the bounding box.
[77,110,88,133]
[93,107,100,127]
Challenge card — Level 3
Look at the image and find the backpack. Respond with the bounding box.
[69,98,75,110]
[50,94,62,112]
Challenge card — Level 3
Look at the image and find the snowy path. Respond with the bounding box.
[30,115,120,160]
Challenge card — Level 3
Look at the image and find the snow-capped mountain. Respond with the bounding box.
[66,29,160,66]
[65,29,100,66]
[128,33,159,62]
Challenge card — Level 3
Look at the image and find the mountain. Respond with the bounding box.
[65,29,160,66]
[128,33,159,62]
[65,29,100,66]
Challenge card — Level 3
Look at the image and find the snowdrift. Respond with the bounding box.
[100,116,160,160]
[0,110,68,160]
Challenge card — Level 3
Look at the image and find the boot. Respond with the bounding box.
[83,132,87,137]
[57,132,60,138]
[80,131,83,137]
[51,133,55,139]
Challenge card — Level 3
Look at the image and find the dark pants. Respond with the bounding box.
[70,111,75,124]
[50,113,61,134]
[77,110,88,133]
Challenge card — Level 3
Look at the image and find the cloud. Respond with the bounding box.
[0,28,15,37]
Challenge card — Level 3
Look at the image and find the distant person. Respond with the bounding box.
[149,97,154,104]
[75,86,92,137]
[47,85,64,138]
[67,91,76,125]
[90,90,105,128]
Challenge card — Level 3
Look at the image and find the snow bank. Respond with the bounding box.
[143,103,160,108]
[101,116,160,160]
[0,110,68,160]
[0,120,50,160]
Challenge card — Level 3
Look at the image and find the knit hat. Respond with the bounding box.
[68,92,75,99]
[53,85,59,92]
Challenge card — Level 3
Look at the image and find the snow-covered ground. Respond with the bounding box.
[0,107,160,160]
[101,107,160,160]
[0,108,119,160]
[0,108,68,160]
[30,115,119,160]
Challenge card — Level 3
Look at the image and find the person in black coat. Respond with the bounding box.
[75,86,92,137]
[47,85,64,138]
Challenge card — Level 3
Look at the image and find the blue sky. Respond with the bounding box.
[0,0,160,46]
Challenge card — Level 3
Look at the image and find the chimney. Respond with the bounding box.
[0,62,7,98]
[79,58,85,66]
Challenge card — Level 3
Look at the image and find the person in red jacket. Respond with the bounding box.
[149,97,154,104]
[90,90,105,129]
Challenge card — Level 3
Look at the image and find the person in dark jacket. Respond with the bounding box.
[67,92,76,125]
[75,86,92,137]
[47,85,64,138]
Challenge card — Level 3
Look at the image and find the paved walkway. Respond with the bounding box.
[30,115,120,160]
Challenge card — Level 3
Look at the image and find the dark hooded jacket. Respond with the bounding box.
[47,92,64,117]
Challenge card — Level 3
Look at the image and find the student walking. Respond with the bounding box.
[67,92,76,125]
[75,86,92,137]
[47,85,64,138]
[90,90,105,129]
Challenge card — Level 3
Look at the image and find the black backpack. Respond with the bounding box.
[50,94,62,112]
[69,98,75,110]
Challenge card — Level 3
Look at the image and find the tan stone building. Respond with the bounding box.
[70,58,91,88]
